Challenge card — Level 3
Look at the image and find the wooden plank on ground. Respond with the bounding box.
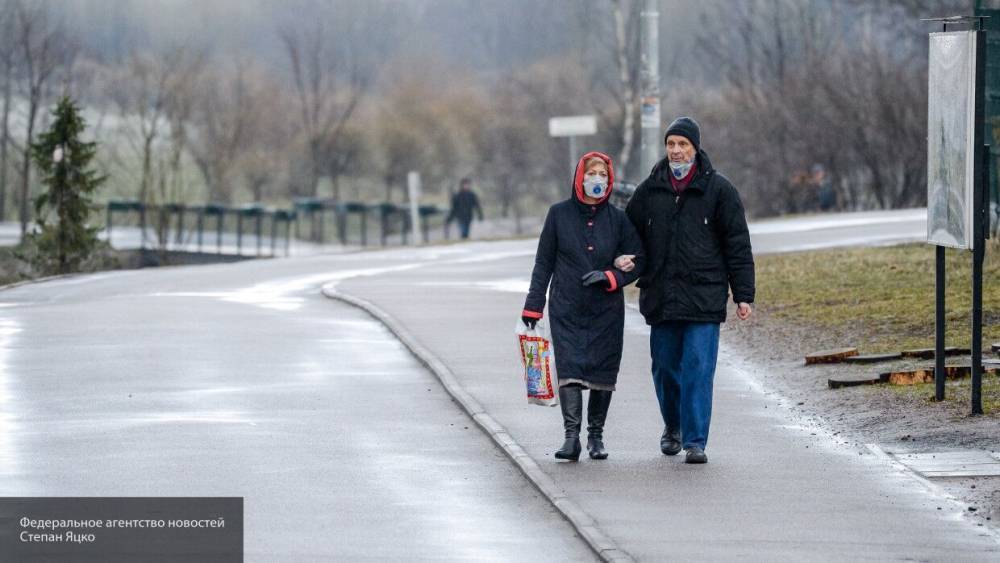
[843,353,903,364]
[805,347,858,365]
[901,347,970,359]
[828,374,887,389]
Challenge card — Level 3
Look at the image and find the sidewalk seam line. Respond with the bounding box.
[322,286,634,563]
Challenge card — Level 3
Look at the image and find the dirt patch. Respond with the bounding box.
[721,289,1000,532]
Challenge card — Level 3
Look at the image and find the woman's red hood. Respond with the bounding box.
[573,151,615,204]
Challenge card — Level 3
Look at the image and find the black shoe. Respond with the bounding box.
[555,386,583,461]
[555,437,581,461]
[685,446,708,464]
[587,436,607,460]
[587,390,612,460]
[660,427,682,456]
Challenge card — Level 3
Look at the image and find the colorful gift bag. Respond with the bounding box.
[515,319,559,406]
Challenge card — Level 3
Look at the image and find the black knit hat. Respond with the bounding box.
[664,117,701,149]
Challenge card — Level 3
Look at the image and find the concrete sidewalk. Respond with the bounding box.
[332,252,999,562]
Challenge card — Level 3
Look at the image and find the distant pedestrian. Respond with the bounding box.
[446,178,484,240]
[625,117,755,464]
[522,152,644,461]
[813,164,837,211]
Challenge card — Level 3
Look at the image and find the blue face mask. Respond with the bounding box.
[583,175,607,198]
[669,159,694,180]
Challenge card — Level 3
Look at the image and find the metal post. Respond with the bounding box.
[640,0,661,176]
[361,210,367,247]
[407,171,421,246]
[935,245,946,401]
[972,26,987,415]
[381,208,388,247]
[270,213,277,257]
[935,18,952,404]
[175,205,185,245]
[196,209,204,252]
[337,208,347,245]
[139,205,147,249]
[973,229,985,415]
[216,212,224,254]
[236,214,243,256]
[159,207,168,250]
[284,218,291,257]
[255,213,263,256]
[106,206,112,245]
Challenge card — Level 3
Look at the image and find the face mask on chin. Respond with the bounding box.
[668,158,694,180]
[582,175,607,199]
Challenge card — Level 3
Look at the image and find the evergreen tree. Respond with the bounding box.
[30,97,105,274]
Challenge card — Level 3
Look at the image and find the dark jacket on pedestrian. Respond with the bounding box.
[625,149,754,325]
[523,152,645,389]
[447,189,484,224]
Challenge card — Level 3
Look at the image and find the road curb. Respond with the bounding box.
[321,285,634,563]
[0,272,79,292]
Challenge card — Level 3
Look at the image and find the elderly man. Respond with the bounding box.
[623,117,755,464]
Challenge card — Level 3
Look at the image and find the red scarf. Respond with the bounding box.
[670,163,697,195]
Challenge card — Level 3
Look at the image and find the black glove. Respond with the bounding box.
[581,270,609,288]
[521,316,538,330]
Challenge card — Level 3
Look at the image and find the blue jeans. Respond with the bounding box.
[650,321,720,450]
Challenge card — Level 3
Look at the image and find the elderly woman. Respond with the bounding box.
[521,151,644,461]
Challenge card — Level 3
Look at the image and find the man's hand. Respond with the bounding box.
[614,254,636,272]
[736,302,752,320]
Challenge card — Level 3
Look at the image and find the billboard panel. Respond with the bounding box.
[927,31,978,250]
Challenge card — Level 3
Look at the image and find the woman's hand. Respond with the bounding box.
[581,271,610,287]
[614,254,636,272]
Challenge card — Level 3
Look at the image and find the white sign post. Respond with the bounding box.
[407,171,421,246]
[549,115,598,174]
[924,16,988,414]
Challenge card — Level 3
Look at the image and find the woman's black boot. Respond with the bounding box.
[587,390,613,460]
[555,386,582,461]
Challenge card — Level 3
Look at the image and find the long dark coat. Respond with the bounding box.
[522,152,645,387]
[625,150,755,325]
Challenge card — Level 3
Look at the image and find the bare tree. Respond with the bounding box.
[279,24,365,198]
[14,0,68,235]
[278,1,402,199]
[188,61,258,203]
[610,0,639,174]
[112,46,202,206]
[0,0,16,221]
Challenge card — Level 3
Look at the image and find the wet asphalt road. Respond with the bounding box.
[0,258,595,561]
[0,208,970,561]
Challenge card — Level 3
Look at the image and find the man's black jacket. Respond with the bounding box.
[625,150,755,325]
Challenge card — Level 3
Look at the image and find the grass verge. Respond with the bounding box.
[754,241,1000,352]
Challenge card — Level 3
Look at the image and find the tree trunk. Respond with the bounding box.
[0,60,11,221]
[309,137,321,198]
[19,98,37,236]
[612,0,635,174]
[140,134,154,204]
